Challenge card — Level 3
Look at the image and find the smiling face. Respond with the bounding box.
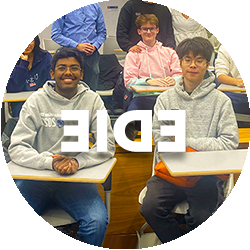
[50,57,84,99]
[235,12,250,38]
[180,52,209,91]
[138,22,159,47]
[17,31,35,55]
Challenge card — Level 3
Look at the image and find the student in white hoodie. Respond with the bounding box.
[124,14,182,133]
[215,3,250,115]
[9,47,116,247]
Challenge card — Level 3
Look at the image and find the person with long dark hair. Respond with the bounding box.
[169,0,214,45]
[7,36,52,117]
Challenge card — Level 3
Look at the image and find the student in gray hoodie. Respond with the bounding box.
[9,47,116,247]
[140,37,239,243]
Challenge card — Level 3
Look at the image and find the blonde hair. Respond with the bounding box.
[135,14,159,28]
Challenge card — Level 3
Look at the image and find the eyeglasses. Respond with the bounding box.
[55,65,82,73]
[140,27,157,32]
[181,56,207,67]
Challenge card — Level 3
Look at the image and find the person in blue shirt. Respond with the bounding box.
[51,3,107,91]
[7,36,52,117]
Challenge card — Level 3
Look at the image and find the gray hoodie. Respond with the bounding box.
[9,81,116,170]
[153,71,239,163]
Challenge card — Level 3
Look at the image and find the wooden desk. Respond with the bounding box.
[3,91,35,102]
[239,128,250,144]
[217,84,246,92]
[130,85,173,93]
[8,158,117,183]
[159,149,247,177]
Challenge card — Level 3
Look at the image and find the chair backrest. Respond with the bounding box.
[43,39,60,53]
[103,37,126,61]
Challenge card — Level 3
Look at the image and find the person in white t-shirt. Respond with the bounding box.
[171,9,208,46]
[215,3,250,115]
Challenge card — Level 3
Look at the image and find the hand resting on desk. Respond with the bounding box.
[236,76,250,88]
[52,154,79,175]
[146,76,175,87]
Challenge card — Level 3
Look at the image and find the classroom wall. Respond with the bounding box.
[1,0,173,48]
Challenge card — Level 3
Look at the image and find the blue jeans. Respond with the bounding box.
[15,180,108,246]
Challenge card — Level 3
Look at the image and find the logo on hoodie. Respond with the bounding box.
[56,119,64,128]
[26,74,39,88]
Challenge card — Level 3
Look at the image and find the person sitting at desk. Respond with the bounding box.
[124,14,182,117]
[215,3,250,115]
[6,35,52,117]
[8,47,116,247]
[140,37,239,243]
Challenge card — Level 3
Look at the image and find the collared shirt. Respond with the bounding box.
[51,3,106,49]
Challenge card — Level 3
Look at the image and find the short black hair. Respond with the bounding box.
[176,37,214,62]
[234,3,250,22]
[51,47,84,71]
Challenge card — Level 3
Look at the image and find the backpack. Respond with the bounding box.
[112,70,133,112]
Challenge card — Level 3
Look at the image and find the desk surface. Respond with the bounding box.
[3,91,35,102]
[130,85,173,93]
[217,84,246,92]
[8,158,117,183]
[159,149,247,176]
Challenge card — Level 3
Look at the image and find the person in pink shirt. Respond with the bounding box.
[124,14,182,115]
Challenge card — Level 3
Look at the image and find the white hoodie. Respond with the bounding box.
[9,81,116,170]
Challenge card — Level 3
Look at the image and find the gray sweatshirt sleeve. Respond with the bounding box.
[186,99,239,151]
[153,91,239,155]
[74,95,116,169]
[8,105,54,170]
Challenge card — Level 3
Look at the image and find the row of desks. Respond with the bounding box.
[8,148,247,184]
[2,83,246,103]
[1,84,250,182]
[130,83,246,93]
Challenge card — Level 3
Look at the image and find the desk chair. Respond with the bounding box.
[236,113,250,128]
[42,39,60,54]
[102,36,127,62]
[2,90,13,128]
[137,148,239,249]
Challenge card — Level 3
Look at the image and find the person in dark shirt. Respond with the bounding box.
[7,36,52,117]
[116,0,176,53]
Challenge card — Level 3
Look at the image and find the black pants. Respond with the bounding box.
[82,50,100,92]
[140,175,224,243]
